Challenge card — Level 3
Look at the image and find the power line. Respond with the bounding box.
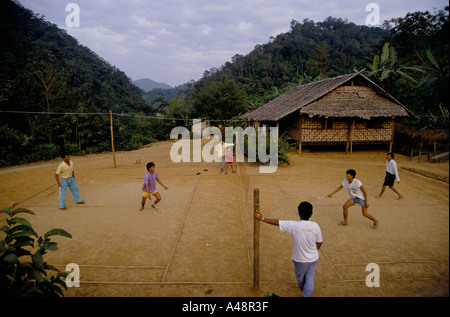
[0,110,246,122]
[0,110,109,116]
[2,109,444,121]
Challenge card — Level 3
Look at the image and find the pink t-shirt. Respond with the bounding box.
[225,151,233,163]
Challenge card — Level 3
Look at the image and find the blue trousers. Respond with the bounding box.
[59,177,82,208]
[219,156,226,169]
[293,259,318,297]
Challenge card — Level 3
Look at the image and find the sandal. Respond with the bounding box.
[337,221,348,226]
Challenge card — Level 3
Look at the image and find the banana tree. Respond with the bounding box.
[415,49,449,92]
[365,43,425,86]
[414,49,449,127]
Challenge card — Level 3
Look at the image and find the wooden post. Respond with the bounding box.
[346,120,352,154]
[110,110,117,168]
[253,188,260,290]
[298,116,302,155]
[390,118,395,153]
[350,119,355,154]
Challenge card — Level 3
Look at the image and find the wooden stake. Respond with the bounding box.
[350,119,355,154]
[110,110,117,168]
[253,188,260,290]
[298,117,302,155]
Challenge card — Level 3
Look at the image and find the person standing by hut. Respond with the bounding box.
[376,152,403,200]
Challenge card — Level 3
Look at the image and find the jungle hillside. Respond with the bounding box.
[0,0,448,167]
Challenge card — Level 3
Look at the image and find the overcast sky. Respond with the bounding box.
[16,0,448,87]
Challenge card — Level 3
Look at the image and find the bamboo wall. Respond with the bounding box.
[287,116,394,144]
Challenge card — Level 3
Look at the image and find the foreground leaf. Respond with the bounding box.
[11,207,35,217]
[44,229,72,239]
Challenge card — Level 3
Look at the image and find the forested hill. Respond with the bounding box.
[0,1,149,113]
[0,0,448,168]
[133,78,172,92]
[195,17,390,105]
[0,0,161,166]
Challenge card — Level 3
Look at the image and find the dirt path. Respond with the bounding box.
[0,140,448,297]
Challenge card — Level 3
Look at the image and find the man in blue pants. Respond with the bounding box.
[55,153,85,210]
[254,201,323,297]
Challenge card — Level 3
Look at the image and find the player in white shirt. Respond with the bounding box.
[328,169,378,228]
[254,201,322,297]
[376,152,403,199]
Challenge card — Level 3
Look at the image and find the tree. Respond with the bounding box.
[30,61,67,144]
[306,42,331,77]
[365,43,425,89]
[414,49,449,119]
[191,80,249,120]
[383,9,449,57]
[164,93,192,127]
[416,50,449,99]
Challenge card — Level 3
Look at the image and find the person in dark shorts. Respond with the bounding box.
[377,152,403,200]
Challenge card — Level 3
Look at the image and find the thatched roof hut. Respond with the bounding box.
[240,71,417,152]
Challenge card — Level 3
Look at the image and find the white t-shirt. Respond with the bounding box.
[279,220,322,263]
[214,143,224,158]
[214,142,233,158]
[386,159,400,181]
[342,178,365,200]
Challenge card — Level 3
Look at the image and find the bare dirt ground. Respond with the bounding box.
[0,139,448,297]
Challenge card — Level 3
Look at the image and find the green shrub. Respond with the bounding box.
[23,143,60,163]
[93,141,112,153]
[62,143,79,155]
[0,207,72,297]
[242,129,295,165]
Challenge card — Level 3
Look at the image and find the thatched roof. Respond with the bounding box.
[240,71,417,121]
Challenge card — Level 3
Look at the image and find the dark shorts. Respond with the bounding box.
[383,172,396,186]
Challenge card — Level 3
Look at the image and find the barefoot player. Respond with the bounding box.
[376,152,403,200]
[140,162,168,211]
[328,169,378,229]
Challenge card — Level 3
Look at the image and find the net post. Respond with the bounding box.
[110,110,117,168]
[253,188,260,290]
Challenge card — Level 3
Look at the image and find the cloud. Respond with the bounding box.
[16,0,449,86]
[68,26,130,57]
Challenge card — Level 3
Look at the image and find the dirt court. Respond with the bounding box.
[0,139,448,297]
